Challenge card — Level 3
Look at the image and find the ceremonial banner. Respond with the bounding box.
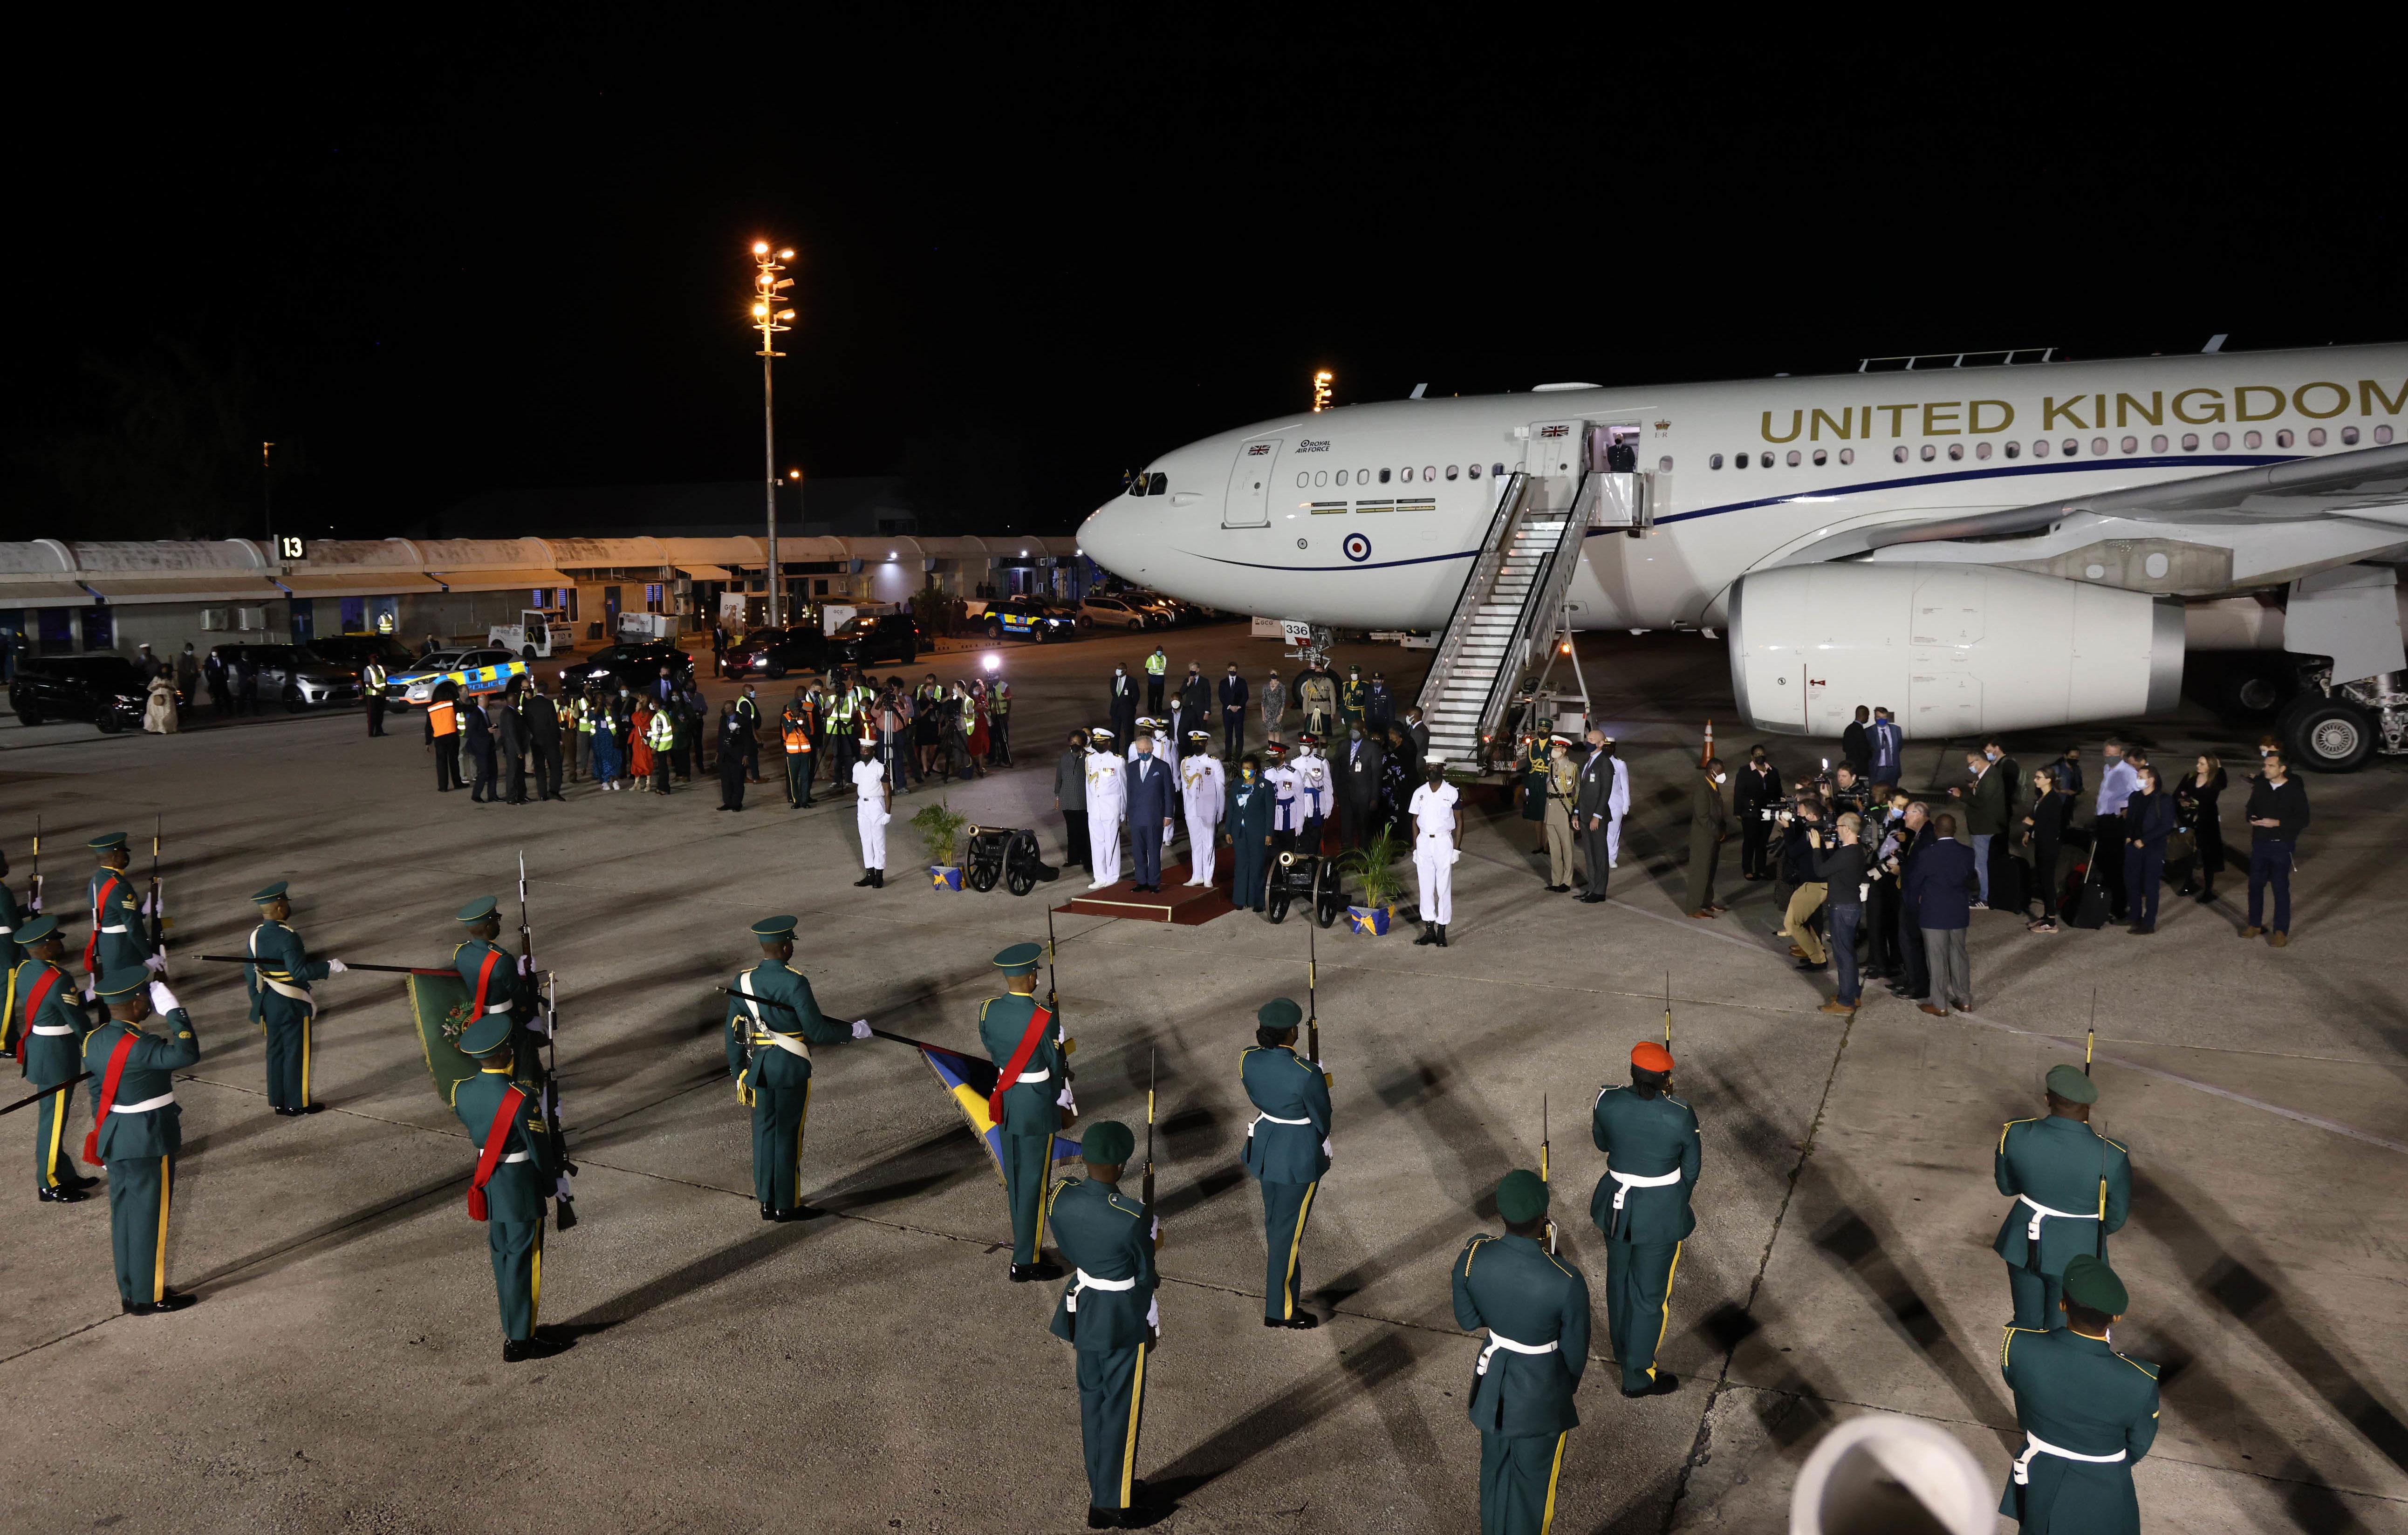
[906,1037,1081,1185]
[405,971,484,1111]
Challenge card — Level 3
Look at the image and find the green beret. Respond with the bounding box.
[1495,1169,1550,1224]
[14,914,59,945]
[250,881,291,905]
[992,941,1043,976]
[2045,1063,2098,1104]
[2061,1253,2128,1314]
[752,915,800,941]
[1257,997,1302,1031]
[88,832,129,853]
[1081,1120,1135,1166]
[96,967,152,1000]
[455,1011,515,1057]
[455,897,499,924]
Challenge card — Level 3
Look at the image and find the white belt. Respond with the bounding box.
[1015,1069,1052,1083]
[2018,1194,2096,1242]
[1608,1165,1684,1210]
[1476,1330,1559,1375]
[31,1023,75,1036]
[113,1092,175,1115]
[499,1150,531,1164]
[1064,1268,1137,1313]
[0,925,11,934]
[260,976,314,1003]
[101,924,130,934]
[484,1001,514,1015]
[1247,1110,1313,1138]
[751,1029,812,1061]
[2013,1432,2127,1484]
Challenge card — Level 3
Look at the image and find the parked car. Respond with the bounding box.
[8,654,173,733]
[983,596,1082,642]
[557,641,695,694]
[489,608,574,659]
[1079,594,1158,631]
[826,613,922,667]
[721,626,829,679]
[383,647,528,708]
[308,634,418,672]
[210,643,361,710]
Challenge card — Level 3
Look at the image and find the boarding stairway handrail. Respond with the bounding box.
[1415,468,1591,768]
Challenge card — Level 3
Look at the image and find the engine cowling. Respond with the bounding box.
[1727,563,2184,739]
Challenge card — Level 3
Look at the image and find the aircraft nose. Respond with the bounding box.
[1079,498,1136,580]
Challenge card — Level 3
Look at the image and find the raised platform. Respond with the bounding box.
[1054,861,1235,924]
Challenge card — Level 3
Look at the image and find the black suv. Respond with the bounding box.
[720,626,830,680]
[827,613,922,667]
[308,634,417,672]
[558,641,695,693]
[9,654,174,732]
[982,596,1081,642]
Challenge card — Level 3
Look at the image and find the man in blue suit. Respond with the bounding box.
[1904,812,1977,1016]
[1124,731,1178,893]
[1218,664,1250,760]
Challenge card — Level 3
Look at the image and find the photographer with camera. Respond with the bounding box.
[1735,744,1783,881]
[1775,798,1831,973]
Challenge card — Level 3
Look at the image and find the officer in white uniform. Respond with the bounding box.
[1291,736,1332,853]
[851,727,891,888]
[1084,727,1128,889]
[1606,738,1632,868]
[1264,742,1302,854]
[1180,734,1225,886]
[1408,760,1462,947]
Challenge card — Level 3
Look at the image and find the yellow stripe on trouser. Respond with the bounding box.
[300,1016,313,1106]
[795,1079,812,1202]
[1281,1181,1319,1320]
[1121,1342,1148,1508]
[1649,1241,1683,1379]
[42,1094,66,1189]
[1540,1431,1568,1534]
[531,1219,544,1327]
[154,1156,171,1303]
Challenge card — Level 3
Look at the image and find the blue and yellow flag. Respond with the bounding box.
[902,1034,1081,1184]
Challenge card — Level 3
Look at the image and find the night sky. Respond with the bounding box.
[6,15,2394,542]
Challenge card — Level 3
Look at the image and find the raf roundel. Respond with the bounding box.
[1341,532,1373,563]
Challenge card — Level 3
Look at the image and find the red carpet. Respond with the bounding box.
[1056,862,1236,925]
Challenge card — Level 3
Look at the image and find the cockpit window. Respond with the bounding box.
[1146,471,1167,495]
[1126,474,1146,497]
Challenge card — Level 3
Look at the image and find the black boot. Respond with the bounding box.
[1413,922,1436,946]
[872,869,885,888]
[854,872,876,887]
[1435,923,1449,948]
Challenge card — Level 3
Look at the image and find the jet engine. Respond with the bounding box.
[1726,564,2184,741]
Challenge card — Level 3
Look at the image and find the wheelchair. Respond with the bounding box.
[964,824,1057,896]
[1265,849,1343,928]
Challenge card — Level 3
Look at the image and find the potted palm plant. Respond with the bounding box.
[913,800,969,890]
[1336,824,1409,935]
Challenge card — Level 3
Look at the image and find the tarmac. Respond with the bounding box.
[0,621,2401,1534]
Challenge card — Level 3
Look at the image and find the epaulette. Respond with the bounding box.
[1048,1175,1079,1199]
[2100,1132,2129,1154]
[1664,1095,1690,1110]
[2000,1324,2045,1367]
[1462,1233,1495,1272]
[1998,1117,2039,1153]
[2116,1352,2160,1381]
[1105,1191,1146,1219]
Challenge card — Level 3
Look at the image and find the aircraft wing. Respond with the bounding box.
[1795,441,2408,562]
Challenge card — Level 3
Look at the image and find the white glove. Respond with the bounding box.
[27,893,40,912]
[324,959,348,975]
[144,952,167,973]
[1322,1137,1333,1160]
[81,982,96,1002]
[139,890,156,916]
[850,1018,872,1040]
[516,954,532,976]
[1056,1084,1077,1111]
[149,980,181,1014]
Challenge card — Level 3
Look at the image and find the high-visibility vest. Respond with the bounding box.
[828,689,855,723]
[959,694,977,727]
[429,700,458,737]
[783,709,814,754]
[647,710,676,749]
[991,682,1010,716]
[1146,652,1166,676]
[363,662,387,690]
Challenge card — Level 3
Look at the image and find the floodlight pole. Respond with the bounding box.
[750,241,797,629]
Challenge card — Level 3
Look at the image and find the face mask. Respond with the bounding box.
[1242,768,1255,780]
[1350,727,1362,740]
[1985,749,2000,762]
[1714,772,1728,784]
[1115,669,1123,676]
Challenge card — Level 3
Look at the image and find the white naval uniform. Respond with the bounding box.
[1408,779,1461,925]
[1181,752,1225,885]
[852,758,889,869]
[1084,749,1128,888]
[1607,755,1632,867]
[1292,756,1331,843]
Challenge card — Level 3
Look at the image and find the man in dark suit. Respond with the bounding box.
[1108,664,1138,746]
[1840,705,1872,778]
[523,679,565,801]
[1123,732,1178,892]
[1573,729,1617,902]
[496,688,532,804]
[1334,723,1383,851]
[1054,730,1092,873]
[1217,664,1249,759]
[1903,812,1976,1016]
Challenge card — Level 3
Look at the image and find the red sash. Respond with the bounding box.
[17,967,63,1064]
[466,948,505,1019]
[987,1004,1055,1126]
[84,874,123,972]
[82,1031,138,1166]
[466,1085,528,1222]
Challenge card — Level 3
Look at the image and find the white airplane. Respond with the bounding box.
[1077,341,2408,771]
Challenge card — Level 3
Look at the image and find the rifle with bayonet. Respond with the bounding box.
[1046,907,1075,1108]
[1306,916,1320,1065]
[28,814,42,914]
[147,814,167,976]
[1143,1049,1156,1219]
[518,853,576,1230]
[1541,1092,1557,1255]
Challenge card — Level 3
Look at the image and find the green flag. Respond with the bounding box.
[405,971,482,1110]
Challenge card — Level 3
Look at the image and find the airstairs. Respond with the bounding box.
[1415,469,1592,769]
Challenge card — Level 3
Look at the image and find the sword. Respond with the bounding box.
[0,1072,91,1116]
[204,955,453,975]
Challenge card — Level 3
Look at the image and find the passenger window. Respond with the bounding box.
[2032,439,2051,458]
[1838,448,1854,465]
[2242,430,2261,449]
[2004,441,2020,459]
[1918,444,1935,462]
[2341,426,2360,445]
[2089,438,2107,457]
[1709,453,1724,470]
[2181,433,2198,450]
[1358,468,1370,483]
[2213,431,2232,450]
[1467,464,1481,479]
[1947,443,1964,461]
[1785,450,1800,466]
[1734,452,1748,470]
[2377,425,2395,444]
[1974,442,1991,460]
[1396,467,1411,483]
[2276,430,2294,448]
[1658,456,1673,472]
[1296,472,1309,488]
[1379,468,1392,484]
[1446,465,1460,479]
[2306,428,2326,447]
[1760,452,1775,468]
[2150,435,2168,452]
[2063,439,2080,457]
[1314,471,1328,487]
[1812,448,1828,466]
[1336,470,1349,486]
[1424,465,1437,480]
[1493,463,1506,478]
[1148,472,1167,494]
[2120,436,2137,454]
[1892,446,1908,463]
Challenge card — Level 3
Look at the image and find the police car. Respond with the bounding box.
[983,596,1082,642]
[383,647,529,708]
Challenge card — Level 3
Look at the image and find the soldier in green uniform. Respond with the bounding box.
[1241,996,1330,1328]
[1046,1119,1159,1530]
[1588,1039,1699,1397]
[725,915,871,1221]
[5,916,99,1201]
[83,832,152,982]
[979,941,1070,1281]
[1995,1063,2131,1329]
[1999,1254,2159,1534]
[243,882,352,1115]
[82,966,200,1313]
[444,987,568,1361]
[1453,1169,1592,1535]
[0,847,26,976]
[1339,663,1366,733]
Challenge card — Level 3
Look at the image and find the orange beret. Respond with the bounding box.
[1631,1041,1675,1074]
